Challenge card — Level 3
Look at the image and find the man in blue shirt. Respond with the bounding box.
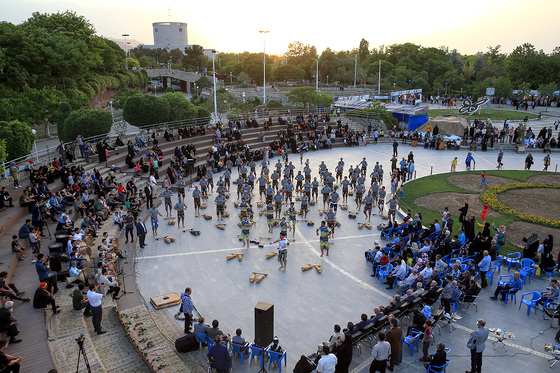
[181,287,194,333]
[490,272,523,301]
[478,250,491,288]
[465,153,476,171]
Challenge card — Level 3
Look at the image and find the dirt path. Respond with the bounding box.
[447,174,514,192]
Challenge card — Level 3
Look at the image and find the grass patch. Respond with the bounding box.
[400,172,530,256]
[484,169,549,181]
[428,108,537,121]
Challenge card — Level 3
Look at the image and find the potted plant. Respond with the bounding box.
[515,123,527,153]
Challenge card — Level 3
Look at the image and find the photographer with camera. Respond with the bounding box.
[35,254,58,293]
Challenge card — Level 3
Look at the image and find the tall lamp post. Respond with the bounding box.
[316,59,319,92]
[445,82,448,96]
[354,53,357,89]
[259,30,269,104]
[212,51,218,124]
[122,33,129,70]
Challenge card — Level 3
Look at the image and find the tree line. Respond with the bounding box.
[133,39,560,100]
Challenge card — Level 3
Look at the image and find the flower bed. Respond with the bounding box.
[480,183,560,228]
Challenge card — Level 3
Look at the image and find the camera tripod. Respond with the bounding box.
[76,335,91,373]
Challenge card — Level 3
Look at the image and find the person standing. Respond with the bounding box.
[124,211,135,243]
[317,221,332,257]
[451,157,457,172]
[525,153,534,170]
[466,319,489,373]
[386,318,402,372]
[175,196,187,227]
[465,153,475,171]
[272,232,289,272]
[144,184,154,209]
[544,154,551,171]
[369,331,391,373]
[87,283,107,335]
[478,251,491,288]
[181,287,194,334]
[136,217,148,248]
[149,206,162,236]
[497,148,504,169]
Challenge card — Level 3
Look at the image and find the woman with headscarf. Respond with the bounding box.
[522,232,540,260]
[492,224,506,255]
[458,202,469,228]
[334,333,352,373]
[541,235,554,268]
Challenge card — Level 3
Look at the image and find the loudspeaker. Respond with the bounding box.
[175,333,199,353]
[254,301,274,347]
[49,252,62,272]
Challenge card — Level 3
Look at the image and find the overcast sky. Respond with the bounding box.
[2,0,559,56]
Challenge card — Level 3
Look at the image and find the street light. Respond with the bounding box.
[316,59,319,92]
[230,72,233,84]
[212,50,218,123]
[259,31,269,104]
[445,82,448,96]
[122,33,129,70]
[354,53,357,89]
[327,76,329,86]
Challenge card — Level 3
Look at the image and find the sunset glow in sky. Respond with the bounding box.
[3,0,560,55]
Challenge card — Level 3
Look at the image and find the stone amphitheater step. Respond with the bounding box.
[46,289,150,373]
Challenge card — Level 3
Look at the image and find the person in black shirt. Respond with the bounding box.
[0,339,22,372]
[423,342,447,371]
[0,302,21,344]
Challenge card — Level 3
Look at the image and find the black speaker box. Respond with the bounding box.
[254,301,274,347]
[175,333,199,353]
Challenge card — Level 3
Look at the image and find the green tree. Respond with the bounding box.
[122,94,170,126]
[285,41,318,67]
[159,92,198,121]
[111,88,141,110]
[63,109,112,140]
[138,55,154,67]
[183,45,208,72]
[57,102,72,141]
[274,64,305,81]
[358,38,370,63]
[0,120,35,160]
[195,76,212,89]
[0,139,7,174]
[286,86,334,108]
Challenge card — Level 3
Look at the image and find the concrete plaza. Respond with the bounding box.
[135,140,559,372]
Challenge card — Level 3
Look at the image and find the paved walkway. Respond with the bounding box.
[134,142,560,372]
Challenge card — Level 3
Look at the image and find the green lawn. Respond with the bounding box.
[428,108,537,121]
[399,170,550,255]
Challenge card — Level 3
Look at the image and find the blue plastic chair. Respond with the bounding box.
[519,291,541,315]
[497,275,519,304]
[449,293,462,314]
[494,256,504,274]
[378,264,393,284]
[506,253,521,272]
[266,349,287,373]
[403,330,422,356]
[249,345,265,367]
[540,291,559,312]
[231,342,249,365]
[382,228,394,240]
[196,333,210,351]
[519,259,536,284]
[541,266,556,279]
[486,267,498,286]
[426,359,451,373]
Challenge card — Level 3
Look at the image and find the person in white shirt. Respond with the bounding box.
[316,345,337,373]
[87,283,107,335]
[370,331,391,372]
[98,268,120,300]
[328,324,345,350]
